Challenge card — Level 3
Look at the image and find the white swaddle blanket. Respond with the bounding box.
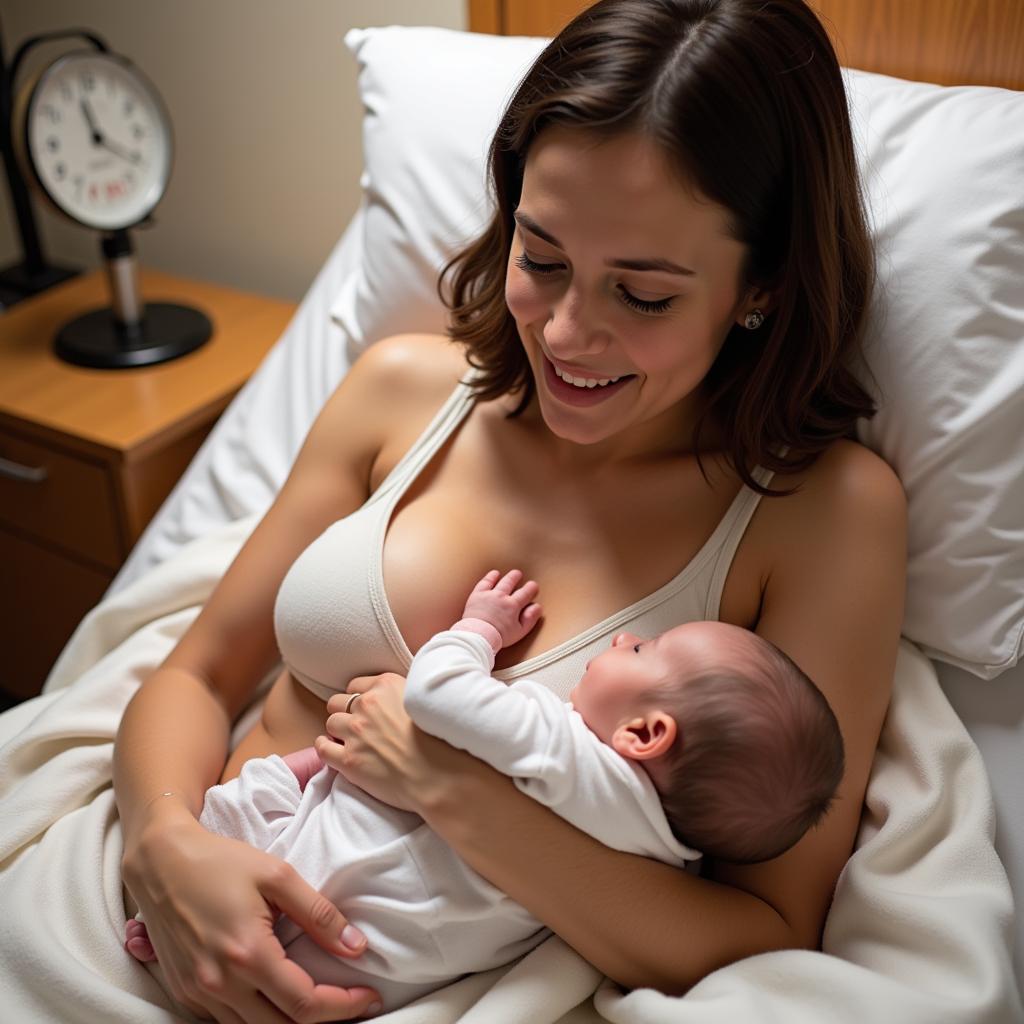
[0,512,1020,1024]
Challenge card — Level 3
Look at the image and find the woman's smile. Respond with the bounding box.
[542,352,636,406]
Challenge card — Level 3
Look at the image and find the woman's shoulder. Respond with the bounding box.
[785,439,905,522]
[724,440,905,629]
[340,334,473,487]
[347,332,469,398]
[756,438,907,580]
[335,333,470,427]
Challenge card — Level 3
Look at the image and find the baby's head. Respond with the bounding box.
[570,621,844,863]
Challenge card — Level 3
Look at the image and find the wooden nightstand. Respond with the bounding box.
[0,269,296,701]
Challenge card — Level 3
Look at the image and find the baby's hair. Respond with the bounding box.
[652,635,844,864]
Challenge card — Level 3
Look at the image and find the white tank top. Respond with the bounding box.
[275,375,777,702]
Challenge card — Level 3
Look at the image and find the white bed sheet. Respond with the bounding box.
[99,211,1023,994]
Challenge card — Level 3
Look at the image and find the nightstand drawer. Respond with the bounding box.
[0,527,113,699]
[0,430,123,570]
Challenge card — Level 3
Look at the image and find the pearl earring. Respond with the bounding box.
[743,309,765,330]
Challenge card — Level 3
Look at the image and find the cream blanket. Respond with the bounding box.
[1,514,1021,1024]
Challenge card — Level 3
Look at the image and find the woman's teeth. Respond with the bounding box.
[553,366,622,389]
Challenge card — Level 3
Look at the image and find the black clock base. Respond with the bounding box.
[54,303,213,369]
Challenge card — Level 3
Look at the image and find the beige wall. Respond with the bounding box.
[0,1,466,302]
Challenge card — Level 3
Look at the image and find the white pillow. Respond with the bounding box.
[338,25,1024,679]
[332,27,547,348]
[844,72,1024,678]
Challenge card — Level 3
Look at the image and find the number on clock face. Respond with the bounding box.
[26,52,171,231]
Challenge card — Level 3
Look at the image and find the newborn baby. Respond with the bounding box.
[127,569,844,1013]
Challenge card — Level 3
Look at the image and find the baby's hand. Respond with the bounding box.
[456,569,542,650]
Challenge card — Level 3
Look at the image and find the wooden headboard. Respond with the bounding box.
[468,0,1024,91]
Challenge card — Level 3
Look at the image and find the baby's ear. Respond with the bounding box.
[611,712,677,761]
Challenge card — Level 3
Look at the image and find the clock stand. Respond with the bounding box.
[54,227,212,368]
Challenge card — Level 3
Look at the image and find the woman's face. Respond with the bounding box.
[505,126,762,456]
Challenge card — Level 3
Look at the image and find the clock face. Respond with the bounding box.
[24,51,173,231]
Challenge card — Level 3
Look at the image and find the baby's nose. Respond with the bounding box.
[612,632,641,648]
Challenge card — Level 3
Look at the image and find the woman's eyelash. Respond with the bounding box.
[619,291,673,315]
[513,253,673,315]
[514,253,560,275]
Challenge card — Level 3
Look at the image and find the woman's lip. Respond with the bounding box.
[545,355,628,381]
[541,354,634,405]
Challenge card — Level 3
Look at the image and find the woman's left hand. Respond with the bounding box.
[316,673,468,813]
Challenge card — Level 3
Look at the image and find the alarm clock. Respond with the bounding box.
[15,48,173,231]
[9,40,211,368]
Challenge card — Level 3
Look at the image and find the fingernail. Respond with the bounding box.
[365,1002,383,1017]
[341,924,366,950]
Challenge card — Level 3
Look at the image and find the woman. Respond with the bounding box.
[115,0,906,1020]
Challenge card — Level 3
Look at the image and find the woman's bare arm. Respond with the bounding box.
[114,334,456,1021]
[116,346,381,832]
[425,757,795,991]
[330,440,907,991]
[114,334,458,830]
[709,442,906,947]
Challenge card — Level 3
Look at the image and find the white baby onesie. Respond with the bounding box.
[198,629,698,1012]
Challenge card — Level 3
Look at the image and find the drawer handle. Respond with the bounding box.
[0,456,49,483]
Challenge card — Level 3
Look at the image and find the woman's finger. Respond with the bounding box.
[181,998,218,1022]
[342,672,401,697]
[162,953,232,1023]
[243,950,381,1023]
[132,913,217,1020]
[341,692,363,715]
[169,976,230,1023]
[325,706,356,740]
[254,869,382,1020]
[194,999,247,1024]
[204,984,293,1024]
[261,860,367,962]
[176,940,312,1024]
[326,678,378,716]
[315,734,346,772]
[327,683,365,714]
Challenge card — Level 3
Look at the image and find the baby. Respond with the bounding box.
[126,570,844,1012]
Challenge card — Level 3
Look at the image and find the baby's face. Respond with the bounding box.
[570,620,753,744]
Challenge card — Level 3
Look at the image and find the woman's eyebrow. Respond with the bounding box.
[513,211,696,277]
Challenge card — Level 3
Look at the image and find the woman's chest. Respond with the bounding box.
[379,426,765,668]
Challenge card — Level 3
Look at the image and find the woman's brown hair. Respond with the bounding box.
[439,0,877,494]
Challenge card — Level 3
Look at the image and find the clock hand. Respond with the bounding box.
[79,98,141,163]
[80,98,104,144]
[98,137,142,164]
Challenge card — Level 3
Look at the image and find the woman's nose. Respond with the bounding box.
[543,285,607,359]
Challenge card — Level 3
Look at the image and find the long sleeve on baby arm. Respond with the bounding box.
[405,631,698,865]
[405,631,578,796]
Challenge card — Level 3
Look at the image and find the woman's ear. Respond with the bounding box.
[735,283,776,328]
[611,712,677,761]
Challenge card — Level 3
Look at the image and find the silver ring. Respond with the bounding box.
[344,692,362,714]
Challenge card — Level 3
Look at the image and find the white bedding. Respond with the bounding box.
[1,503,1020,1023]
[2,212,1020,1020]
[112,210,1024,995]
